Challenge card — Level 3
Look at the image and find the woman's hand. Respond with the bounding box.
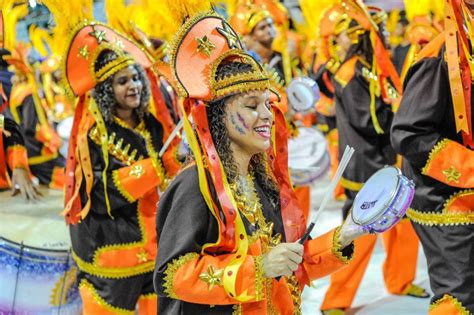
[11,168,41,201]
[262,242,304,278]
[339,211,367,248]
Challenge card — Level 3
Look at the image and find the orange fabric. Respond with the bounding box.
[96,190,158,269]
[294,186,311,224]
[35,123,61,155]
[416,32,445,61]
[321,220,419,310]
[327,130,345,200]
[445,191,474,215]
[172,253,260,304]
[6,145,29,170]
[334,57,358,86]
[138,295,157,315]
[113,158,162,201]
[79,282,127,315]
[49,166,65,190]
[423,139,474,188]
[429,295,469,315]
[381,219,419,294]
[303,228,350,281]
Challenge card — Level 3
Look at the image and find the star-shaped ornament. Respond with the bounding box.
[130,164,144,179]
[77,45,90,60]
[442,166,461,183]
[136,248,148,263]
[114,37,125,50]
[89,28,108,44]
[196,35,216,57]
[199,265,223,291]
[216,22,240,49]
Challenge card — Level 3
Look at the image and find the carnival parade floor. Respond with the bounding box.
[302,174,432,315]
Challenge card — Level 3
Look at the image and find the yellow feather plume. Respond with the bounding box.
[404,0,432,21]
[164,0,212,28]
[1,0,28,51]
[299,0,338,41]
[29,25,53,57]
[38,0,93,58]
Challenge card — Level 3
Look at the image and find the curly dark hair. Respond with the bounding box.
[206,61,281,210]
[92,49,151,124]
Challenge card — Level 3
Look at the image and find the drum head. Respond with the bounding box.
[352,167,401,225]
[287,77,320,113]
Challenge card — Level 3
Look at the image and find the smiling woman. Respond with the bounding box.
[60,23,180,314]
[153,10,370,315]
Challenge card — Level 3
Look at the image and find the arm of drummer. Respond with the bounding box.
[86,137,165,212]
[390,57,474,187]
[301,225,356,280]
[154,168,264,305]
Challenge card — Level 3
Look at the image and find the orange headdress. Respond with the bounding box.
[61,22,178,223]
[169,8,306,301]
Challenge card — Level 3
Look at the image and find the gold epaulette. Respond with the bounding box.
[89,126,144,166]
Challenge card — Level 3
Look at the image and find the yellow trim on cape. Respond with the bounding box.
[27,152,58,165]
[407,208,474,226]
[73,251,155,279]
[340,177,364,192]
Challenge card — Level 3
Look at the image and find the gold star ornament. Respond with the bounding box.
[136,248,148,263]
[199,265,223,291]
[216,22,240,49]
[89,28,107,44]
[195,35,215,57]
[442,166,461,183]
[77,45,90,60]
[130,164,144,179]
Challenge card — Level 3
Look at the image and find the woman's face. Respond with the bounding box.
[335,30,352,58]
[112,65,143,110]
[224,90,273,156]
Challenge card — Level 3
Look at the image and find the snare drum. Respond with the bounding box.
[286,77,320,113]
[288,127,330,186]
[351,166,415,233]
[0,188,81,314]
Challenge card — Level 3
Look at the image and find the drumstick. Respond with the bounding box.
[158,118,184,158]
[300,146,355,242]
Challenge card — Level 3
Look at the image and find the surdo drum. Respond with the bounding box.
[0,188,81,314]
[288,127,330,186]
[351,166,415,233]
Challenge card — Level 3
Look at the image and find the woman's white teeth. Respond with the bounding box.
[254,126,269,133]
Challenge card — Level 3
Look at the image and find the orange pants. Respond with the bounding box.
[295,186,311,224]
[327,129,345,200]
[321,219,420,310]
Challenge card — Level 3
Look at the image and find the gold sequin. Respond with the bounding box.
[136,248,148,263]
[77,45,89,60]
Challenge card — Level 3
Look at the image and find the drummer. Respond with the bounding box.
[320,2,428,314]
[0,114,39,200]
